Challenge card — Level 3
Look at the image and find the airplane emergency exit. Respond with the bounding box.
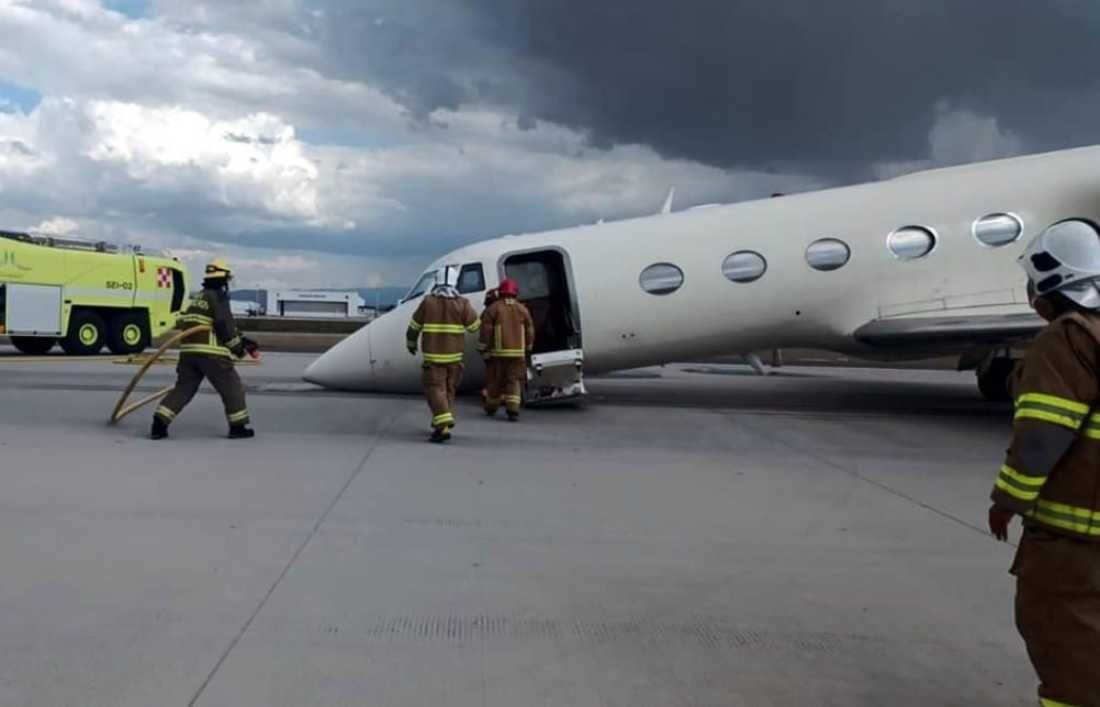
[303,145,1100,401]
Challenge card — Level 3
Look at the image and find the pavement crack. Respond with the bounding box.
[735,415,1002,543]
[186,416,396,707]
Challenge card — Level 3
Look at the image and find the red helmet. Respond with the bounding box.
[498,278,519,297]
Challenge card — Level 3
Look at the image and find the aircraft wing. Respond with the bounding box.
[854,312,1044,349]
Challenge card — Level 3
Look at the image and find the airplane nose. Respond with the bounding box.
[303,323,372,389]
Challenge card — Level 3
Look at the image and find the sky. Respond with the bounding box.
[0,0,1097,290]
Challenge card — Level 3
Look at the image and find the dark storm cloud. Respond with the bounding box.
[311,0,1100,177]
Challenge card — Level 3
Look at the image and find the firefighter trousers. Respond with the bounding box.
[484,357,526,414]
[423,363,462,430]
[155,353,250,427]
[1012,527,1100,707]
[481,357,499,406]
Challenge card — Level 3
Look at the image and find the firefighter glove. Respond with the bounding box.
[988,504,1014,542]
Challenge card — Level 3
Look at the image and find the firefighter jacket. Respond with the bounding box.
[479,297,535,358]
[176,287,245,358]
[991,311,1100,542]
[407,293,480,365]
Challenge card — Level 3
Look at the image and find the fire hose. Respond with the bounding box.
[109,325,259,424]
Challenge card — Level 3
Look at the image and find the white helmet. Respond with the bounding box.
[429,265,461,296]
[1019,219,1100,309]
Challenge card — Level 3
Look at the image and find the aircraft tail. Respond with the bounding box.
[659,187,675,215]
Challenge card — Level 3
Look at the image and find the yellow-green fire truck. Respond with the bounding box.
[0,230,189,355]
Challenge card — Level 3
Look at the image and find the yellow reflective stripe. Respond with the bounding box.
[1014,393,1088,430]
[421,324,467,334]
[995,477,1040,502]
[1041,698,1080,707]
[495,325,502,352]
[994,464,1045,503]
[423,352,464,364]
[1031,499,1100,536]
[466,318,481,332]
[227,410,249,423]
[999,465,1046,488]
[504,395,522,404]
[155,406,176,420]
[1015,408,1084,430]
[1084,414,1100,440]
[1037,499,1100,521]
[179,314,213,324]
[1032,510,1100,536]
[408,320,423,331]
[1017,393,1090,415]
[432,413,455,426]
[180,344,232,357]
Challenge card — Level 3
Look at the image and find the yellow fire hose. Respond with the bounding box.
[109,325,259,425]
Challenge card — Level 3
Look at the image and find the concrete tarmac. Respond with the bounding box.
[0,349,1033,706]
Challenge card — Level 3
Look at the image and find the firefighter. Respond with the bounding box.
[407,267,480,443]
[481,287,500,406]
[151,259,258,440]
[479,277,534,421]
[988,219,1100,707]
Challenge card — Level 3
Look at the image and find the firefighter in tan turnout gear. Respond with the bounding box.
[988,220,1100,707]
[151,259,258,440]
[480,278,534,421]
[480,287,500,407]
[406,267,480,443]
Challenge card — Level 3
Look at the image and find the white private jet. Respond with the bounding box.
[303,145,1100,401]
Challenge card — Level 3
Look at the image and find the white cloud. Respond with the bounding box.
[0,1,410,138]
[872,104,1024,179]
[0,0,824,288]
[85,103,327,223]
[928,103,1023,165]
[32,216,79,234]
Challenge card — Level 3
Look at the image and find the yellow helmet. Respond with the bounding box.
[204,258,233,280]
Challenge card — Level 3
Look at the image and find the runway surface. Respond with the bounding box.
[0,349,1032,706]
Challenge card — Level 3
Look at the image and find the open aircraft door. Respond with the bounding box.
[502,249,586,406]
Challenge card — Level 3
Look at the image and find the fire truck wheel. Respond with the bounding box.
[10,336,57,355]
[107,312,150,355]
[61,310,107,355]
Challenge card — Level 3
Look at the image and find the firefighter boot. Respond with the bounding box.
[228,424,255,439]
[150,417,169,440]
[429,427,449,444]
[507,411,520,422]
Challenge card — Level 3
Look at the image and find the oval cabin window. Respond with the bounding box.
[805,238,851,271]
[887,226,936,260]
[722,251,767,283]
[973,213,1023,248]
[639,263,684,295]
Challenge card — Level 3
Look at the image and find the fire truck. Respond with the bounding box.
[0,230,189,355]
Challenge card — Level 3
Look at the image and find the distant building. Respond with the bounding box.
[266,290,361,318]
[230,300,262,317]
